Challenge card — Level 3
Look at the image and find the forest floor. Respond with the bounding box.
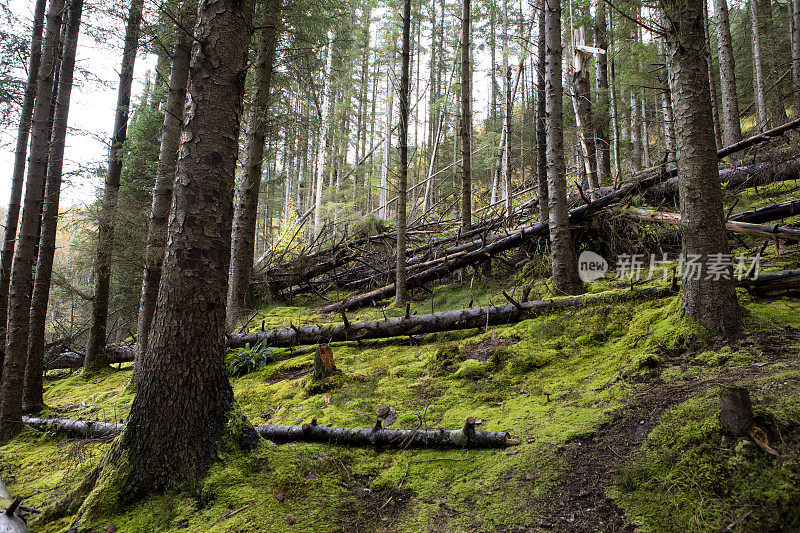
[3,183,800,532]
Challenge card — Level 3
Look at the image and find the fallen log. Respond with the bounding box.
[23,416,123,438]
[256,417,513,448]
[231,287,675,348]
[620,207,800,241]
[645,155,800,202]
[23,416,515,449]
[43,344,134,371]
[319,167,678,313]
[738,269,800,294]
[730,199,800,224]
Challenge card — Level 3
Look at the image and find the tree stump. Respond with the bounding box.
[720,386,753,436]
[313,345,336,381]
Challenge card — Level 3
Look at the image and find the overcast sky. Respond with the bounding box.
[0,0,156,209]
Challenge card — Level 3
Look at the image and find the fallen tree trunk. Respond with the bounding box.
[645,155,800,202]
[319,167,678,313]
[730,199,800,224]
[24,415,515,449]
[23,416,123,438]
[256,417,513,448]
[232,287,675,348]
[621,207,800,241]
[42,345,134,371]
[738,269,800,293]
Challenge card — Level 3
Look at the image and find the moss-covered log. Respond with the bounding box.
[232,287,675,348]
[730,199,800,224]
[23,416,514,449]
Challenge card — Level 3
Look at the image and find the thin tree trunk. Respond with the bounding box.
[593,0,611,186]
[630,88,642,172]
[792,0,800,118]
[0,0,67,440]
[703,0,722,149]
[502,0,512,214]
[314,34,334,236]
[571,26,598,190]
[460,0,472,231]
[660,0,741,335]
[396,0,410,307]
[714,0,743,144]
[227,0,281,329]
[80,0,258,510]
[750,0,771,130]
[545,0,582,295]
[22,0,83,412]
[0,0,47,376]
[608,11,622,185]
[133,8,193,383]
[83,0,145,374]
[536,0,548,220]
[379,37,396,221]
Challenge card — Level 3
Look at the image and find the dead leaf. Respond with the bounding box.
[275,492,285,502]
[506,448,519,456]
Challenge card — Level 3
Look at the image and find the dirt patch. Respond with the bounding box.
[533,334,800,532]
[334,486,414,532]
[462,335,519,362]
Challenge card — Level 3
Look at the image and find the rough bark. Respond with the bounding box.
[719,387,753,436]
[593,0,611,185]
[545,0,582,295]
[0,0,47,376]
[314,33,335,236]
[460,0,472,232]
[84,0,257,506]
[84,0,145,374]
[536,0,548,220]
[0,0,67,441]
[396,0,410,307]
[703,0,723,149]
[630,89,643,173]
[227,0,281,329]
[22,0,83,411]
[792,0,800,119]
[571,26,598,190]
[661,0,741,335]
[713,0,742,145]
[133,5,193,383]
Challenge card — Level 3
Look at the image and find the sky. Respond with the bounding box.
[0,0,156,209]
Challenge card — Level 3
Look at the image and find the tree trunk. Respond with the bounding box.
[502,0,512,214]
[750,0,771,130]
[78,0,258,513]
[536,0,548,220]
[657,32,677,161]
[0,0,47,377]
[571,26,598,190]
[702,0,723,149]
[133,8,193,383]
[713,0,742,145]
[396,0,411,307]
[630,89,643,172]
[83,0,145,374]
[661,0,741,335]
[593,0,611,186]
[460,0,472,232]
[545,0,582,295]
[0,0,67,441]
[227,0,281,329]
[792,0,800,119]
[608,12,622,185]
[314,34,335,236]
[22,0,83,412]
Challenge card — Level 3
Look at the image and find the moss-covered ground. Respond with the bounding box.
[3,215,800,531]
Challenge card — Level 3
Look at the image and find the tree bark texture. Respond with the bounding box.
[661,0,741,335]
[227,0,281,329]
[536,0,548,221]
[545,0,582,295]
[107,0,257,499]
[0,0,47,376]
[133,5,194,383]
[593,0,611,185]
[84,0,145,374]
[22,0,84,411]
[396,0,411,307]
[0,0,67,441]
[713,0,742,145]
[460,0,472,232]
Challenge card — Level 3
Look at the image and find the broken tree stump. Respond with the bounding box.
[720,386,754,437]
[313,345,336,380]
